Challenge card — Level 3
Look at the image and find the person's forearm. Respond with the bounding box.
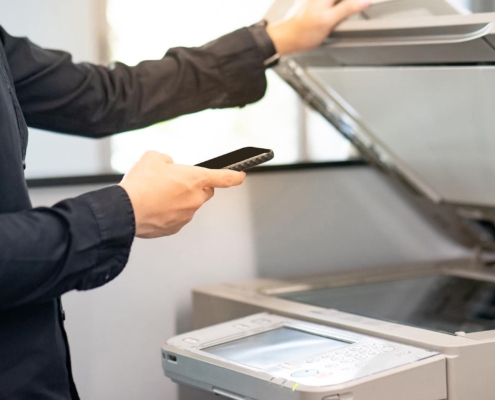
[2,26,267,138]
[3,0,370,137]
[0,186,134,310]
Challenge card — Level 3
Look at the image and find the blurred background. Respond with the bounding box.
[2,0,360,180]
[1,0,484,179]
[106,0,356,172]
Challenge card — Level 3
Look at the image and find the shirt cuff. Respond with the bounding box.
[247,23,277,64]
[77,185,135,289]
[199,27,269,108]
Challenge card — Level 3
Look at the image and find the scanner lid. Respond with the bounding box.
[266,0,495,251]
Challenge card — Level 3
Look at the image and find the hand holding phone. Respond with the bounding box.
[119,151,245,238]
[196,147,274,172]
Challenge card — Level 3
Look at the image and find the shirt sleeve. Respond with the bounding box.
[248,23,278,62]
[0,25,268,138]
[0,185,135,310]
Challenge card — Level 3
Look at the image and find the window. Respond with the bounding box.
[19,0,482,178]
[106,0,356,172]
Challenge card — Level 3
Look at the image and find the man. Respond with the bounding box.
[0,0,370,398]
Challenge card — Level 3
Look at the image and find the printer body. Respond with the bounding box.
[164,1,495,399]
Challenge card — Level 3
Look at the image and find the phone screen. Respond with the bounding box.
[196,147,271,169]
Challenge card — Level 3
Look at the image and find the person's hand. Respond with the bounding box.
[119,151,245,238]
[266,0,370,55]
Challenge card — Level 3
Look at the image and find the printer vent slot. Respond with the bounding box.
[213,388,246,400]
[467,219,495,242]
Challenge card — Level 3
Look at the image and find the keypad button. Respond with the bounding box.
[291,369,319,378]
[306,359,319,363]
[355,363,368,368]
[315,372,333,378]
[349,347,361,351]
[395,350,411,356]
[362,343,374,347]
[331,356,344,361]
[183,338,199,344]
[368,350,380,355]
[382,347,395,352]
[355,355,367,360]
[341,359,354,364]
[325,364,339,369]
[321,355,331,359]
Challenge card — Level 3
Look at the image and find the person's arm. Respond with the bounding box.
[0,186,134,309]
[0,152,244,310]
[0,0,368,138]
[0,26,266,138]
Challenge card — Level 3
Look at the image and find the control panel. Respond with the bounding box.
[165,313,439,388]
[267,338,436,387]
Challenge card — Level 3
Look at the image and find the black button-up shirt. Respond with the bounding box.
[0,24,273,399]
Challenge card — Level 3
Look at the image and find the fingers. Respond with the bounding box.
[200,169,246,188]
[157,152,174,164]
[163,154,174,164]
[142,150,174,164]
[203,187,215,202]
[329,0,370,22]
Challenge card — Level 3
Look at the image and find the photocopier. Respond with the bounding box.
[162,1,495,399]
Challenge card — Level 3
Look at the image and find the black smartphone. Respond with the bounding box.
[195,147,274,172]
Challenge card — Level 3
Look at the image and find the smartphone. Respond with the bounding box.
[195,147,274,172]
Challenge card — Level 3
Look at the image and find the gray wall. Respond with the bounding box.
[471,0,495,12]
[29,167,467,400]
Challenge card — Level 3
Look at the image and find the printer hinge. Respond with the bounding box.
[472,245,495,269]
[278,60,372,162]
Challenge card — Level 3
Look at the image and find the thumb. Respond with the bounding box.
[200,169,246,188]
[329,0,370,23]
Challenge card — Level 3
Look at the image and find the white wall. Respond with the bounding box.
[29,167,468,400]
[0,0,110,178]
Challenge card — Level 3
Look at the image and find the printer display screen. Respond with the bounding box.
[203,327,347,370]
[278,275,495,334]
